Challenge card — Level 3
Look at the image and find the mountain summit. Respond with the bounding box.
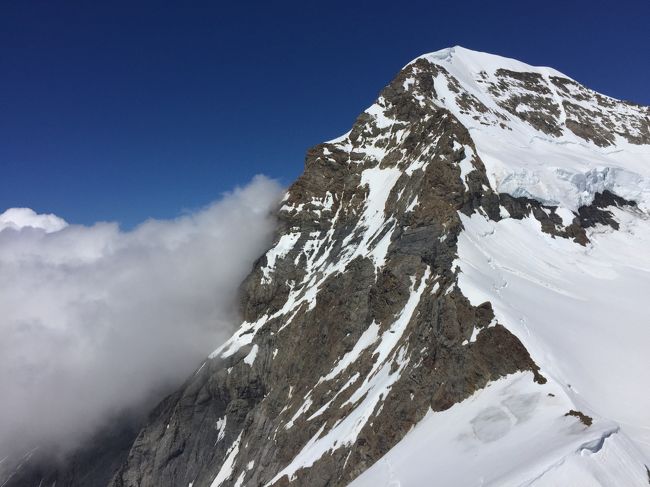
[6,47,650,486]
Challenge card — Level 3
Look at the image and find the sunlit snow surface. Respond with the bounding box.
[354,209,650,486]
[351,373,649,486]
[457,208,650,457]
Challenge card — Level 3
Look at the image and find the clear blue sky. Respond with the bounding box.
[2,0,648,227]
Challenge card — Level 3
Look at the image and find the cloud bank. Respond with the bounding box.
[0,176,283,461]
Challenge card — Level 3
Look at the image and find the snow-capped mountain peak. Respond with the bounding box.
[7,48,648,487]
[417,45,569,80]
[111,47,649,487]
[353,46,650,213]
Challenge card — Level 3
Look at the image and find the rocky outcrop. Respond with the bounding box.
[478,190,638,246]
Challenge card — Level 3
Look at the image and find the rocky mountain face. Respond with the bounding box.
[0,419,140,487]
[6,47,650,486]
[108,48,650,486]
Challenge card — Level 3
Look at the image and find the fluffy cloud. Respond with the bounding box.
[0,175,283,461]
[0,207,68,233]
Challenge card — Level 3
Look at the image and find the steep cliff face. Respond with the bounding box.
[106,48,650,486]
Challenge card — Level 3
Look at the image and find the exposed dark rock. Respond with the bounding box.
[477,189,637,246]
[550,76,650,146]
[1,417,140,487]
[565,410,593,427]
[576,190,637,230]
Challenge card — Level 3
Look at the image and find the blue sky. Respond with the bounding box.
[2,0,648,227]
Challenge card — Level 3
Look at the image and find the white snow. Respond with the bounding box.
[209,317,265,359]
[405,195,419,212]
[210,432,243,487]
[415,46,650,213]
[207,47,650,485]
[457,144,477,190]
[216,416,227,443]
[350,48,650,485]
[456,208,650,461]
[268,360,402,485]
[355,267,430,384]
[365,99,394,129]
[350,372,649,487]
[319,322,380,383]
[354,166,402,268]
[260,232,300,283]
[554,206,575,226]
[268,269,431,484]
[233,471,246,487]
[284,395,314,430]
[243,344,258,366]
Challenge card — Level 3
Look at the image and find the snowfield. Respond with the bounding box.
[457,207,650,462]
[354,208,650,486]
[350,373,649,486]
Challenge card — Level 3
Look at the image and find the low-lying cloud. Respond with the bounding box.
[0,175,283,462]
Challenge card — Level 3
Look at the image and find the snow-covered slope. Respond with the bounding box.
[457,206,650,458]
[352,209,650,486]
[101,47,650,487]
[413,47,650,211]
[350,373,649,487]
[351,47,650,486]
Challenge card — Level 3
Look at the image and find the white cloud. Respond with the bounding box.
[0,207,68,233]
[0,175,283,460]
